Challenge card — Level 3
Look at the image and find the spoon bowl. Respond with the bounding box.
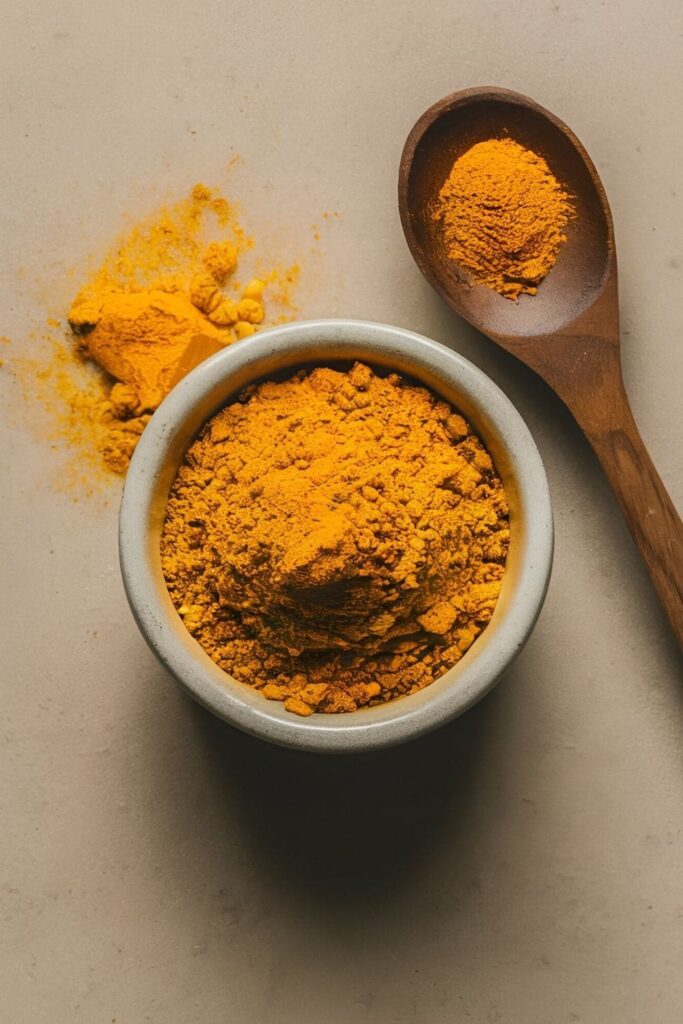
[399,87,683,646]
[399,87,613,340]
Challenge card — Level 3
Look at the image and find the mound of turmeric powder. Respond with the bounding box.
[433,138,574,300]
[62,183,298,474]
[161,363,510,716]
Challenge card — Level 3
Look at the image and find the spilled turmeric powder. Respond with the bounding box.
[161,363,510,715]
[3,183,300,484]
[61,183,299,473]
[433,138,574,300]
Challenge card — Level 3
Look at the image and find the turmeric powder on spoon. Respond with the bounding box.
[433,138,574,300]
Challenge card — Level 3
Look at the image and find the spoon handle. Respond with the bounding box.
[576,376,683,647]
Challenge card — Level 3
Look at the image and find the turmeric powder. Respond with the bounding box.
[161,362,510,716]
[59,183,298,474]
[433,138,574,300]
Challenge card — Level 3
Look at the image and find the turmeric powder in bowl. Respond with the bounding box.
[160,361,510,717]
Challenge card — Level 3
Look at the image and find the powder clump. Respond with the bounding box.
[9,182,300,479]
[161,363,510,715]
[433,137,574,300]
[77,291,225,411]
[64,184,275,474]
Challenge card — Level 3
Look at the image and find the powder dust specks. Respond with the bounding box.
[2,180,303,492]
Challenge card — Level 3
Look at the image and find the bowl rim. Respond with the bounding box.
[119,319,553,753]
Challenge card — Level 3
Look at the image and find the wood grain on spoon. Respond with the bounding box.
[399,86,683,647]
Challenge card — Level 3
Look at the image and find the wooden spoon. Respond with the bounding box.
[399,86,683,646]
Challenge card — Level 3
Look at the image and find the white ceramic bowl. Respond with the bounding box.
[119,320,553,753]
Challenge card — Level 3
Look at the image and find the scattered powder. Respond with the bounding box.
[3,182,300,482]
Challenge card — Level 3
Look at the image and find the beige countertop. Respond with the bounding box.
[1,1,682,1021]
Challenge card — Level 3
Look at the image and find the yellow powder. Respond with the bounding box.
[4,182,301,481]
[433,138,574,300]
[79,291,225,411]
[161,363,510,716]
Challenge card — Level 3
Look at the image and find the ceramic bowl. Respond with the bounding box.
[119,320,553,753]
